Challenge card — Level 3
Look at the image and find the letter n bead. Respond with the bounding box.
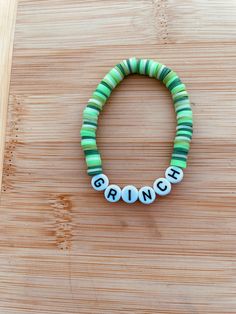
[138,186,156,205]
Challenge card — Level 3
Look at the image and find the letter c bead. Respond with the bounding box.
[121,185,139,204]
[153,178,171,196]
[91,173,109,191]
[104,184,122,202]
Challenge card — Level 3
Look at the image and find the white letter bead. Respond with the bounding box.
[165,166,183,184]
[122,185,139,204]
[91,174,109,191]
[138,186,156,205]
[104,185,122,202]
[153,178,171,196]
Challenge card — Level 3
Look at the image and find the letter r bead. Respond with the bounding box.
[104,185,122,202]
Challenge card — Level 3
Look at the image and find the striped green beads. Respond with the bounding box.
[80,57,193,176]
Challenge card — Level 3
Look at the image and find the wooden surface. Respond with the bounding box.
[0,0,18,187]
[1,0,236,313]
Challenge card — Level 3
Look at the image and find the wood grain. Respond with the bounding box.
[0,0,18,188]
[1,0,236,313]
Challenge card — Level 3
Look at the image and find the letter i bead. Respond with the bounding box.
[121,185,139,204]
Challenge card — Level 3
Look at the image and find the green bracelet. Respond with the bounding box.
[80,57,193,205]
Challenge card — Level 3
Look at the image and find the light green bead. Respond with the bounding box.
[96,83,111,98]
[170,159,187,169]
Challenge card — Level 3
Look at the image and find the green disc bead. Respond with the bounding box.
[129,57,138,73]
[148,60,158,78]
[119,61,130,75]
[171,84,186,95]
[96,83,112,98]
[139,59,148,75]
[163,71,177,85]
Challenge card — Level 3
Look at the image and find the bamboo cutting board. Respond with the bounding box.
[1,0,236,313]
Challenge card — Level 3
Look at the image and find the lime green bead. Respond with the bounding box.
[170,159,187,169]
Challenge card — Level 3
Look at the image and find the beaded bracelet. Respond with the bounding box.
[80,57,193,205]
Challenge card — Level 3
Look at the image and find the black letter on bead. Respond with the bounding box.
[142,189,152,201]
[128,189,132,201]
[94,178,105,188]
[167,168,180,180]
[157,181,167,192]
[107,188,117,200]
